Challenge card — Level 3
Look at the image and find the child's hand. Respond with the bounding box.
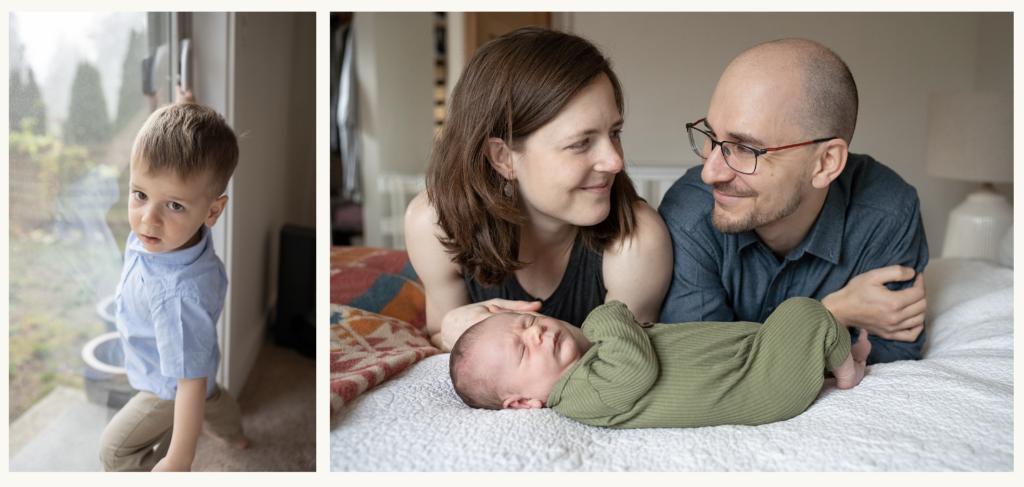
[152,456,191,472]
[176,85,196,104]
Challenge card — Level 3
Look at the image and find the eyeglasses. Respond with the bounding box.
[686,118,838,175]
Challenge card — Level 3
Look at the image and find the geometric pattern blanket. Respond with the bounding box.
[329,246,439,418]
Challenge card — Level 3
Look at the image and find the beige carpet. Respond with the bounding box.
[192,339,315,471]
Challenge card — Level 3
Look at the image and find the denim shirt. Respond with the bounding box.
[115,225,226,400]
[658,153,928,364]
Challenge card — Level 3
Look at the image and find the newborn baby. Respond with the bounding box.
[449,297,869,428]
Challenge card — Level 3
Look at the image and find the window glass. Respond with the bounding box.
[8,12,171,422]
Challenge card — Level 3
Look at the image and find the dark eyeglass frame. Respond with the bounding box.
[686,118,839,175]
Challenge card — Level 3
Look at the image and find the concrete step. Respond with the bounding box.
[9,386,118,472]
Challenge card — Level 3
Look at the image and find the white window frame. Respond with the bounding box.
[168,12,236,391]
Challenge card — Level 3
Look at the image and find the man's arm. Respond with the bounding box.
[821,194,929,342]
[821,266,926,341]
[152,377,206,472]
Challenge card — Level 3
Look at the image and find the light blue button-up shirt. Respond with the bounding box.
[115,225,226,400]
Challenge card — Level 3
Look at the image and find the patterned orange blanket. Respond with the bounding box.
[329,247,438,417]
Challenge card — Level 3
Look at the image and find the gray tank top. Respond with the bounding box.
[463,232,606,328]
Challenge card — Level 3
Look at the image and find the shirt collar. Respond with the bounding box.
[789,186,845,265]
[129,225,210,266]
[734,185,846,265]
[736,229,761,252]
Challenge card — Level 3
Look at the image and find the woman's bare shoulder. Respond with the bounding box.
[406,190,451,247]
[602,200,673,322]
[405,190,460,274]
[605,200,671,258]
[405,190,435,233]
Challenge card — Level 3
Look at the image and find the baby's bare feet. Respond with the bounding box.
[834,329,871,390]
[850,328,871,363]
[202,428,250,450]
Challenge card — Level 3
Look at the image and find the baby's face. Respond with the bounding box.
[129,164,217,253]
[472,312,584,408]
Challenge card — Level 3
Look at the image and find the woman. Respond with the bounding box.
[406,27,672,352]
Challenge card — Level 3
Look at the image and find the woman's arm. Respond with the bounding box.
[406,191,471,349]
[405,191,540,351]
[602,201,673,324]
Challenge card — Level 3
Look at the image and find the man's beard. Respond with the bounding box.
[710,181,803,234]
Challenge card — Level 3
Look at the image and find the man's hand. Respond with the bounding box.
[821,265,926,342]
[440,299,541,351]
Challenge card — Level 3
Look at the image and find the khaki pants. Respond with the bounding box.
[99,383,243,472]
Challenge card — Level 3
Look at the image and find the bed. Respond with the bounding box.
[329,247,1013,471]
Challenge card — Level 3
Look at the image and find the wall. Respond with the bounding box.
[354,12,435,248]
[285,12,317,229]
[193,12,316,395]
[561,12,1013,257]
[973,12,1014,201]
[230,12,316,394]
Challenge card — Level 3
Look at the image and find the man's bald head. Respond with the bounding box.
[728,38,858,145]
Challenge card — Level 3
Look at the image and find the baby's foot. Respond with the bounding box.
[833,329,871,390]
[850,328,871,363]
[202,428,250,450]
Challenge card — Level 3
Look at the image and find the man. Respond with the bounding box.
[658,38,927,364]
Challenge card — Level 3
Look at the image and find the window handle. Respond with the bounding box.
[141,44,167,96]
[179,38,191,92]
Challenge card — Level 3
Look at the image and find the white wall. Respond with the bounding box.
[193,12,315,396]
[354,12,435,248]
[285,12,317,229]
[230,12,316,394]
[562,12,1013,257]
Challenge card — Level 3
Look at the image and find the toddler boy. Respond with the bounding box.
[99,93,247,471]
[450,297,869,428]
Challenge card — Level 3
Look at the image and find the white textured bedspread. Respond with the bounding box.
[331,258,1013,471]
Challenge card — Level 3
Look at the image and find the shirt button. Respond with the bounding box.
[147,256,153,260]
[768,306,775,312]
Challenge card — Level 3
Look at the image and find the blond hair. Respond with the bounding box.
[131,102,239,198]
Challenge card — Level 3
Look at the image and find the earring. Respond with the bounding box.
[504,181,514,197]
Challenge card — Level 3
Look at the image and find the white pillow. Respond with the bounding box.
[997,224,1013,268]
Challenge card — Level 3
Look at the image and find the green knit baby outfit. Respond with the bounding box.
[547,297,850,429]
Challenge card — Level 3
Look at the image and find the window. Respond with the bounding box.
[8,12,172,425]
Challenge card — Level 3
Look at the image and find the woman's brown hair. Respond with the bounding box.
[426,27,640,287]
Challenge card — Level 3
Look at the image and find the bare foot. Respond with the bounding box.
[833,329,871,390]
[202,428,250,450]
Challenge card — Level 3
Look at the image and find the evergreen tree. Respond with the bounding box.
[114,29,145,131]
[23,69,47,135]
[9,69,24,130]
[64,62,111,145]
[9,67,48,136]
